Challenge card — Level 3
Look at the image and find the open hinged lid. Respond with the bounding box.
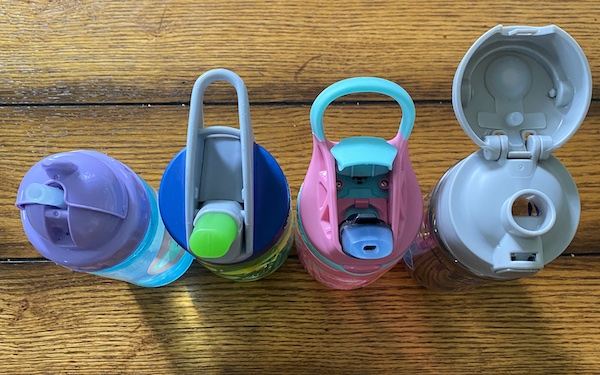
[452,25,592,158]
[436,25,590,278]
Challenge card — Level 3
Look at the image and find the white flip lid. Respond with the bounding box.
[434,153,580,279]
[453,25,592,156]
[437,25,591,279]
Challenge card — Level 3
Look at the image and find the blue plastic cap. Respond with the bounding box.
[339,214,393,259]
[159,144,290,257]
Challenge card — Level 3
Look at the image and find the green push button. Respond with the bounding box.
[189,212,239,259]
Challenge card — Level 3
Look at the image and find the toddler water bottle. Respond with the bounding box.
[15,150,194,287]
[296,77,423,289]
[404,25,592,291]
[159,69,293,281]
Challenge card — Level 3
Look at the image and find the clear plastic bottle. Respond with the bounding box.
[296,214,398,289]
[404,174,498,292]
[197,213,293,281]
[404,25,591,291]
[16,150,194,287]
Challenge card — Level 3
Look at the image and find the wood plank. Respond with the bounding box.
[0,256,598,374]
[0,1,598,103]
[3,102,599,258]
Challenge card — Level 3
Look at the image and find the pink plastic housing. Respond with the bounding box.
[297,133,423,289]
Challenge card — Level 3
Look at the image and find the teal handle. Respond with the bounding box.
[310,77,416,142]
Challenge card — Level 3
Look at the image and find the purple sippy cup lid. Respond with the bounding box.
[15,151,151,272]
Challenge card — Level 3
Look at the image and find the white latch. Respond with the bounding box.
[481,134,554,162]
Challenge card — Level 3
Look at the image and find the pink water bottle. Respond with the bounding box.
[296,77,423,289]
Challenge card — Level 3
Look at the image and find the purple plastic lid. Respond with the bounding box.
[15,150,151,272]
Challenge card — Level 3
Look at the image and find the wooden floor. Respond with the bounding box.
[1,1,599,374]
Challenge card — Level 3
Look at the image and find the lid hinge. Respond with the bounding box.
[482,135,554,162]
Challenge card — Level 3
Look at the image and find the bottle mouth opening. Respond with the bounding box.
[505,189,556,237]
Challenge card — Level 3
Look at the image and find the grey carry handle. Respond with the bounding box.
[184,69,255,257]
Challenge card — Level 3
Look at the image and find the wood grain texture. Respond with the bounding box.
[3,103,599,259]
[0,0,598,103]
[2,2,600,373]
[0,257,599,374]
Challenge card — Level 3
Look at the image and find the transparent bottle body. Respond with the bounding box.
[403,181,495,292]
[92,183,194,287]
[296,239,392,289]
[295,213,394,289]
[199,211,294,281]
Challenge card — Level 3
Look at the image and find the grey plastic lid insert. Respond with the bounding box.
[453,25,592,154]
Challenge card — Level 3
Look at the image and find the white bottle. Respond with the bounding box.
[404,25,592,291]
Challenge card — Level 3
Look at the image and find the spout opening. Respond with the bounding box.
[505,190,556,237]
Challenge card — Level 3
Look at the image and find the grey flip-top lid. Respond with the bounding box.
[453,25,592,154]
[439,25,588,279]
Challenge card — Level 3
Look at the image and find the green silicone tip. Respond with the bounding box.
[189,212,239,259]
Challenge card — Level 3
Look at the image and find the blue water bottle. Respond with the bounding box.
[16,150,194,287]
[159,69,293,281]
